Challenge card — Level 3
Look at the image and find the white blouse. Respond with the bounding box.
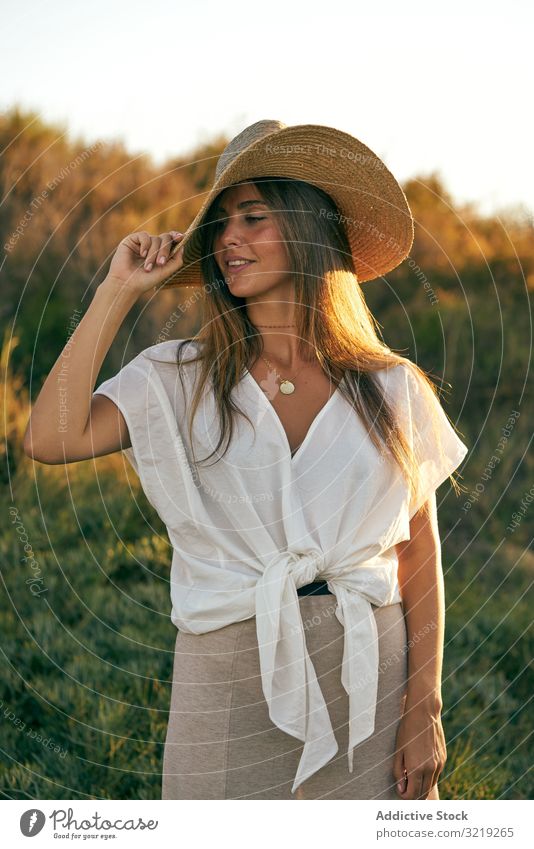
[94,339,469,794]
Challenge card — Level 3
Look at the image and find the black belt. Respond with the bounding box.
[296,580,333,597]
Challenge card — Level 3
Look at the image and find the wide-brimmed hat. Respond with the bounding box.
[163,119,414,288]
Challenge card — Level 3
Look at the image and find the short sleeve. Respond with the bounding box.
[92,342,200,533]
[93,352,147,476]
[382,363,469,519]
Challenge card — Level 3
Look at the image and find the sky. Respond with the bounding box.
[2,0,533,219]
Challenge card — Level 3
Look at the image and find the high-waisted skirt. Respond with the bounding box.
[161,594,409,799]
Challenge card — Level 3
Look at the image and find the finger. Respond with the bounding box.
[396,774,408,797]
[393,754,407,796]
[415,771,426,800]
[422,762,440,799]
[144,236,162,271]
[135,231,151,258]
[428,764,441,798]
[155,232,179,267]
[169,232,186,258]
[402,767,418,800]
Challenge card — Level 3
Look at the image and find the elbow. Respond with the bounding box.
[22,440,52,464]
[22,423,36,459]
[23,426,64,465]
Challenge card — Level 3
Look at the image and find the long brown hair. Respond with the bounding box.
[174,176,465,507]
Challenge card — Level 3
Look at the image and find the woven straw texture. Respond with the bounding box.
[163,119,414,288]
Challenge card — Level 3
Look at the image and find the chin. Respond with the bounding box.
[225,271,259,289]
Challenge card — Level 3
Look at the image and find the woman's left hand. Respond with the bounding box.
[392,700,447,800]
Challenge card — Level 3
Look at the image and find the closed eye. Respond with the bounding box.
[213,215,267,230]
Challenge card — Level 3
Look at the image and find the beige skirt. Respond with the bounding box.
[162,595,409,799]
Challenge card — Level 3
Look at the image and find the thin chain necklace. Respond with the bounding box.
[253,323,303,394]
[259,352,310,395]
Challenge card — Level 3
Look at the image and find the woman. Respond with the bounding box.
[24,119,468,801]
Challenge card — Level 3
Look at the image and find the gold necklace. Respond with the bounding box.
[252,322,302,392]
[260,353,309,395]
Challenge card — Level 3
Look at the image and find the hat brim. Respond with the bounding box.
[161,123,414,289]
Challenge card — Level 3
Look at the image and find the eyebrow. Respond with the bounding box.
[214,200,268,214]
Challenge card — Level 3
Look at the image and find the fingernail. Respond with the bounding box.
[145,262,153,271]
[397,782,404,792]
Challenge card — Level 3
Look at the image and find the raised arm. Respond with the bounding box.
[23,230,186,464]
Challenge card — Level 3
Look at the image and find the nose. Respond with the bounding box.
[216,212,245,247]
[214,215,246,268]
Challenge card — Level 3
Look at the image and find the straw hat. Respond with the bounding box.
[163,119,414,288]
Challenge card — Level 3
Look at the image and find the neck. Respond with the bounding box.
[245,300,296,328]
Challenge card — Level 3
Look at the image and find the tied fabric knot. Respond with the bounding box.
[290,548,325,590]
[332,584,381,774]
[254,548,339,792]
[254,549,385,793]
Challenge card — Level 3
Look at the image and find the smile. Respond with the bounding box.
[226,260,255,275]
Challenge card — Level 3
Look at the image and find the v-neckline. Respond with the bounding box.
[244,368,343,465]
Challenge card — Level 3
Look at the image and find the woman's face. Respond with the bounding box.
[212,182,294,300]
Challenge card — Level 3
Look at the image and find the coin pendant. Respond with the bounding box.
[279,380,295,395]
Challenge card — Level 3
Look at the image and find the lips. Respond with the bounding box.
[226,260,256,275]
[226,256,255,264]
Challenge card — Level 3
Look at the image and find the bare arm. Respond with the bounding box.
[24,279,137,463]
[393,494,448,800]
[23,229,186,464]
[396,495,445,711]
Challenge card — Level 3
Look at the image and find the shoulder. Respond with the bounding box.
[373,359,420,397]
[94,339,201,398]
[374,360,442,425]
[140,338,201,365]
